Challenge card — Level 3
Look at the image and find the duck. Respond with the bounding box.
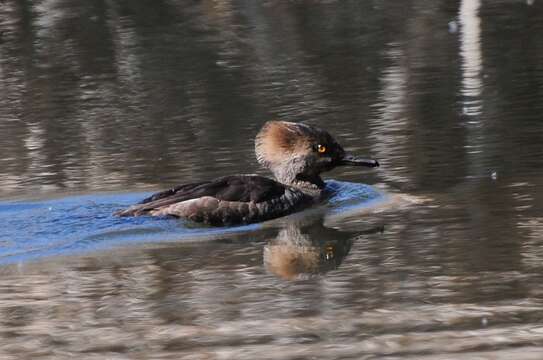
[115,121,379,226]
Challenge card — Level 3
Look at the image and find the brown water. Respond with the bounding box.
[2,0,543,358]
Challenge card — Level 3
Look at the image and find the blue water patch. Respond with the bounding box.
[0,193,260,265]
[325,180,385,211]
[0,181,383,265]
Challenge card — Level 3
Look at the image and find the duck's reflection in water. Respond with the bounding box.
[263,219,383,280]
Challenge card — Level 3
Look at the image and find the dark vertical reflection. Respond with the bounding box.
[480,0,543,174]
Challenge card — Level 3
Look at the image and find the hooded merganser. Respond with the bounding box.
[115,121,379,225]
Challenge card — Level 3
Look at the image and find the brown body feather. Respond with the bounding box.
[115,175,312,226]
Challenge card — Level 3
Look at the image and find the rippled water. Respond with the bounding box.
[0,181,384,264]
[2,0,543,358]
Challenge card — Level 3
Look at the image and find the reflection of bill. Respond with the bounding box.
[263,221,383,280]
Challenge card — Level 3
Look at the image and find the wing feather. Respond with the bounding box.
[115,175,288,217]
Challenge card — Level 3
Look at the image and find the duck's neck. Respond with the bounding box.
[267,161,326,197]
[276,172,325,198]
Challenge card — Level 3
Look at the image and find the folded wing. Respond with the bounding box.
[115,175,309,225]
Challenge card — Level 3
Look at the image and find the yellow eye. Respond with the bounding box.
[317,144,327,153]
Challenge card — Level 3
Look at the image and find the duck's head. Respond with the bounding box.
[255,121,379,191]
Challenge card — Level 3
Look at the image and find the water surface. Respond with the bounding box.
[1,0,543,358]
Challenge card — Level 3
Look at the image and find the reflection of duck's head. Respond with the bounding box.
[255,121,379,193]
[263,223,353,280]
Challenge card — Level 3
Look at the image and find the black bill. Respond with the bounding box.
[339,154,379,168]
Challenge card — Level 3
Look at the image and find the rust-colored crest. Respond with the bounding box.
[255,121,313,166]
